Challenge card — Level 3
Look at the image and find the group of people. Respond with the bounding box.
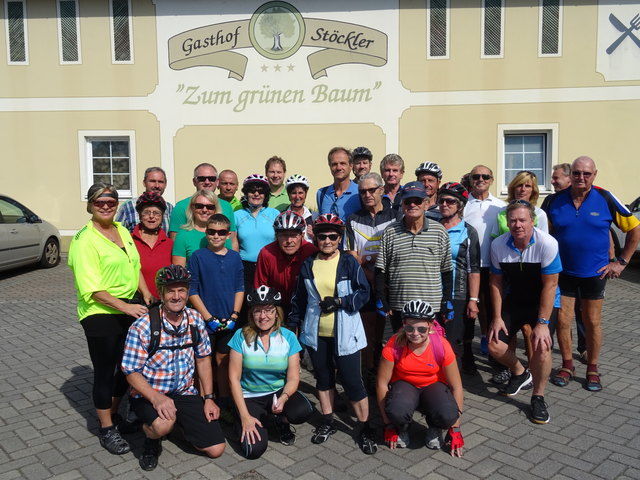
[67,147,639,471]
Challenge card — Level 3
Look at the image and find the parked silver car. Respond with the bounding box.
[612,195,640,258]
[0,195,61,272]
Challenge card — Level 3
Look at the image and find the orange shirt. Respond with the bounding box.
[382,334,455,388]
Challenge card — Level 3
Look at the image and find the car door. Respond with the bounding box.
[0,197,42,269]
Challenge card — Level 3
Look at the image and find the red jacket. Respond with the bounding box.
[132,225,173,298]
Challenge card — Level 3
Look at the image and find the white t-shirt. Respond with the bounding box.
[463,193,506,267]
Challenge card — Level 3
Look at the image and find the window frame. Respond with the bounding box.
[497,124,558,195]
[426,0,450,60]
[481,0,504,59]
[109,0,134,64]
[538,0,563,57]
[5,0,29,65]
[78,130,137,200]
[56,0,81,64]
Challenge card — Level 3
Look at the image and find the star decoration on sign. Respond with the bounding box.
[260,64,268,72]
[274,64,282,72]
[287,64,295,72]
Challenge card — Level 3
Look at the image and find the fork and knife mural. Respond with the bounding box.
[606,13,640,54]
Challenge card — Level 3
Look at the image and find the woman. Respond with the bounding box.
[131,192,173,299]
[68,183,153,455]
[377,300,464,456]
[289,214,377,455]
[234,174,280,291]
[171,190,221,266]
[228,285,313,459]
[284,174,314,242]
[437,182,481,374]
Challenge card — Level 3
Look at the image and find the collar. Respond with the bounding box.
[506,230,536,253]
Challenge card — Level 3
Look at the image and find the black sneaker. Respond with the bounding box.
[99,427,130,455]
[530,396,550,424]
[311,421,337,444]
[500,369,532,397]
[139,438,161,471]
[275,416,296,446]
[357,426,378,455]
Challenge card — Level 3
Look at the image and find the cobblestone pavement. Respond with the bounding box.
[1,260,639,480]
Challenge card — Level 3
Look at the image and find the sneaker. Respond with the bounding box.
[275,416,296,446]
[480,336,489,355]
[139,438,161,471]
[530,396,550,424]
[500,369,533,397]
[99,427,131,455]
[311,421,337,444]
[490,368,511,385]
[396,429,410,448]
[424,427,442,450]
[357,426,378,455]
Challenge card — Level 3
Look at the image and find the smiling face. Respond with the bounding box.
[162,284,189,314]
[206,221,230,249]
[570,156,597,193]
[91,194,118,223]
[315,230,341,256]
[246,185,266,207]
[193,165,219,192]
[437,195,460,219]
[402,196,426,221]
[381,162,404,188]
[551,168,571,192]
[329,151,352,182]
[140,206,163,230]
[288,186,307,208]
[469,166,493,197]
[418,173,439,197]
[353,157,372,178]
[402,318,431,345]
[251,304,278,332]
[507,205,534,245]
[192,195,216,224]
[266,162,285,189]
[143,171,167,195]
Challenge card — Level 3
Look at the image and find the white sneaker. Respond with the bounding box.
[425,427,442,450]
[396,430,410,448]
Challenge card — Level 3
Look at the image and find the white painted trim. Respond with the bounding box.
[426,0,450,60]
[538,0,563,57]
[496,123,559,194]
[56,0,82,65]
[5,0,29,65]
[108,0,134,64]
[77,130,138,200]
[481,0,504,59]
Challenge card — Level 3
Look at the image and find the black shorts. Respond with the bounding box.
[208,329,235,355]
[81,313,134,337]
[131,394,225,449]
[559,274,606,300]
[498,300,538,344]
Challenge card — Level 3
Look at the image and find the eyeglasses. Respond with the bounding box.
[141,210,162,217]
[508,199,532,207]
[571,171,593,178]
[196,175,217,183]
[247,188,264,194]
[206,228,229,236]
[316,233,340,241]
[93,200,118,208]
[252,305,276,315]
[471,174,492,181]
[437,197,458,206]
[403,198,424,206]
[194,203,216,211]
[358,186,380,196]
[403,325,429,334]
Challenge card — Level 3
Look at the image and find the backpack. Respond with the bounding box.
[147,303,200,359]
[392,319,446,367]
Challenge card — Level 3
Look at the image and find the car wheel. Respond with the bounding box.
[39,237,60,268]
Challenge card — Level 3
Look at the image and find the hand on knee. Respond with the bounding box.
[200,442,225,458]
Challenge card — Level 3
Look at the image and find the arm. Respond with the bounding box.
[375,357,394,427]
[599,225,640,279]
[92,290,148,319]
[466,272,480,319]
[254,250,269,289]
[272,353,301,414]
[288,267,308,331]
[339,257,370,313]
[138,271,154,305]
[196,355,220,421]
[189,294,212,321]
[230,231,239,252]
[531,273,557,352]
[442,360,464,458]
[172,255,186,267]
[487,273,508,344]
[228,349,262,444]
[126,372,177,421]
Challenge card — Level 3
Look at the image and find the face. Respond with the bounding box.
[193,165,219,192]
[470,166,493,196]
[550,169,571,192]
[288,186,307,208]
[266,162,285,188]
[358,178,383,208]
[570,158,597,191]
[277,231,303,255]
[513,181,533,201]
[246,185,266,207]
[251,304,277,332]
[437,195,460,218]
[143,171,167,195]
[507,206,534,244]
[329,151,352,182]
[192,195,216,223]
[353,157,372,178]
[218,171,238,199]
[403,319,431,345]
[206,222,230,249]
[381,163,404,188]
[402,196,426,221]
[418,173,440,197]
[91,194,118,222]
[316,231,341,255]
[162,284,189,314]
[140,206,163,230]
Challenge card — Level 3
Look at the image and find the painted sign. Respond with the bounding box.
[597,0,640,81]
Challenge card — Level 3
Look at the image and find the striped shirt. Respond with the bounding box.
[375,219,452,311]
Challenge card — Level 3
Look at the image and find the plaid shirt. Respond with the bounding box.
[115,197,173,233]
[122,307,211,397]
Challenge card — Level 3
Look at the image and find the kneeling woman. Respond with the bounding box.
[377,300,465,457]
[228,286,313,459]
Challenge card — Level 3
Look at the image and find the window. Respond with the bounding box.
[482,0,503,58]
[427,0,449,59]
[57,0,80,63]
[78,131,137,199]
[110,0,133,63]
[5,0,28,64]
[539,0,562,56]
[497,124,558,193]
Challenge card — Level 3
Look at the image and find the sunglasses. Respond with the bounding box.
[196,175,217,183]
[437,197,458,206]
[403,325,429,334]
[571,170,593,178]
[471,174,492,181]
[206,228,229,237]
[316,233,340,241]
[359,186,380,196]
[247,188,264,194]
[194,203,216,211]
[403,198,424,206]
[508,199,532,207]
[93,200,118,208]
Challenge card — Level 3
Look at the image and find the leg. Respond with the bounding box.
[581,298,603,366]
[384,380,420,429]
[283,391,314,425]
[132,397,174,471]
[417,382,460,429]
[307,337,337,415]
[557,295,575,362]
[529,339,552,398]
[173,395,226,458]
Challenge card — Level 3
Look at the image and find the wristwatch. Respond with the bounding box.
[469,297,480,303]
[537,318,549,325]
[203,393,215,401]
[617,256,629,266]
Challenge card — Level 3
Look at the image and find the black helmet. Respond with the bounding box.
[438,182,469,206]
[401,300,436,320]
[135,191,167,214]
[352,146,372,160]
[155,265,191,291]
[246,285,282,307]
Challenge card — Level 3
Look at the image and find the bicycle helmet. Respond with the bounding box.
[242,174,269,188]
[246,285,282,306]
[401,300,436,320]
[273,211,305,232]
[155,264,191,290]
[313,213,345,234]
[241,174,271,202]
[415,162,443,180]
[135,191,167,213]
[352,146,372,160]
[285,174,310,192]
[438,182,469,206]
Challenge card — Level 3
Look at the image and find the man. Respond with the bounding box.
[116,167,173,232]
[352,146,373,182]
[463,165,506,354]
[379,153,404,211]
[218,169,241,211]
[265,156,289,212]
[550,163,571,192]
[375,181,453,333]
[122,265,225,471]
[316,147,361,222]
[543,156,640,391]
[168,163,238,250]
[488,200,560,424]
[415,162,443,221]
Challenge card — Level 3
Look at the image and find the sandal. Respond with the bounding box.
[550,367,575,387]
[585,371,602,392]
